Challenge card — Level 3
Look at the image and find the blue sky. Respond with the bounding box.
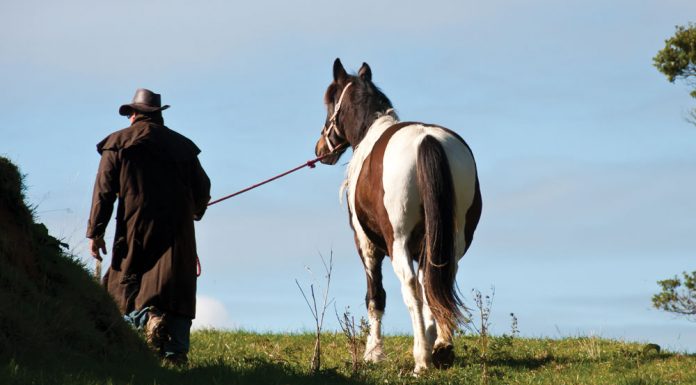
[2,0,695,352]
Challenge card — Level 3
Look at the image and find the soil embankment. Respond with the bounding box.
[0,157,156,382]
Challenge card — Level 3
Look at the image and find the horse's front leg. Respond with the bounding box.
[363,250,386,363]
[392,238,431,374]
[355,234,386,363]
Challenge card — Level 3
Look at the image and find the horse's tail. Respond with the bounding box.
[416,135,462,339]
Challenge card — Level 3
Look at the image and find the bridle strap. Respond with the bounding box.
[322,82,353,152]
[329,82,353,123]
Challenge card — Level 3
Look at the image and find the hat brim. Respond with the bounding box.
[119,103,170,116]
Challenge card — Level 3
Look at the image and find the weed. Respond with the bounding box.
[295,251,334,374]
[463,287,495,385]
[335,305,370,375]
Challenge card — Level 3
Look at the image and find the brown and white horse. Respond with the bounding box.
[315,59,482,373]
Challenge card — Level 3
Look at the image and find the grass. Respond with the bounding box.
[3,330,694,385]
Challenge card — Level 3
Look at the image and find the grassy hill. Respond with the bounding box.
[7,330,694,385]
[0,156,157,384]
[1,156,694,385]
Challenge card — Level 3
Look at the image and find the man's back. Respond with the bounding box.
[98,116,208,222]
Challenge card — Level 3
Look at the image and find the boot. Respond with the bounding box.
[145,307,168,354]
[163,352,189,367]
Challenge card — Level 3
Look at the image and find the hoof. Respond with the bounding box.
[363,346,385,363]
[413,364,429,376]
[432,343,454,369]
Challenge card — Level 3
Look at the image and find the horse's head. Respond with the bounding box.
[315,58,394,165]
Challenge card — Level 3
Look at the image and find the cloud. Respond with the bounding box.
[192,295,234,330]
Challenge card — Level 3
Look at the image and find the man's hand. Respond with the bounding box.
[89,237,107,261]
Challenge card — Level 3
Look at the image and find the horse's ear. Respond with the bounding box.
[358,62,372,81]
[333,58,348,82]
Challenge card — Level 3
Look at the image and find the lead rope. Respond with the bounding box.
[196,144,348,277]
[207,146,347,206]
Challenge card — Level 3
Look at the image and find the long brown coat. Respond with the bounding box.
[87,115,210,318]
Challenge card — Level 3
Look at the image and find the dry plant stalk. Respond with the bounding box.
[295,251,334,374]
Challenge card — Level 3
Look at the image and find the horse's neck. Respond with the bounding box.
[341,114,399,204]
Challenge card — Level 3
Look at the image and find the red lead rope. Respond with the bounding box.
[196,146,346,277]
[207,148,343,206]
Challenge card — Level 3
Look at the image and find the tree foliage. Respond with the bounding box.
[654,23,696,95]
[654,23,696,123]
[652,271,696,321]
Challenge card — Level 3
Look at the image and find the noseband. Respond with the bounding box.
[322,82,353,152]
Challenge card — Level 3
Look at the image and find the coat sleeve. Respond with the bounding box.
[191,156,211,221]
[86,149,120,238]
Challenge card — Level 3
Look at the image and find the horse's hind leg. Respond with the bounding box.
[418,269,437,347]
[431,320,456,369]
[418,269,455,369]
[359,241,386,363]
[392,238,431,374]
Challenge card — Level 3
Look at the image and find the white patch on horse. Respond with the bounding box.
[341,114,399,265]
[364,300,385,362]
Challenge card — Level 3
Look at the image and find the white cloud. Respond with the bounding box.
[192,295,234,330]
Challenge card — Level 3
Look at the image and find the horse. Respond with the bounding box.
[314,58,482,374]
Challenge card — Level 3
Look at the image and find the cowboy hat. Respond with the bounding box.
[119,88,170,116]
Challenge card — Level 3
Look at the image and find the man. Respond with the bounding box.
[87,88,211,365]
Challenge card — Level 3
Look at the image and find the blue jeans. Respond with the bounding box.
[163,315,192,357]
[124,307,192,356]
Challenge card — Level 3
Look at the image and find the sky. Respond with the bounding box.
[1,0,695,352]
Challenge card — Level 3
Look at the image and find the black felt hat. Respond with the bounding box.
[119,88,170,116]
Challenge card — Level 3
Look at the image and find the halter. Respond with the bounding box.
[322,82,353,152]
